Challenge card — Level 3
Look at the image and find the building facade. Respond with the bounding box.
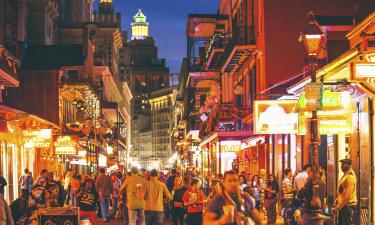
[149,87,177,169]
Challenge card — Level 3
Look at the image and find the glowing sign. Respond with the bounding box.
[298,111,353,135]
[353,63,375,79]
[98,154,107,167]
[23,129,52,148]
[54,136,78,155]
[298,90,342,111]
[304,83,323,111]
[219,141,241,153]
[254,100,298,134]
[298,91,354,134]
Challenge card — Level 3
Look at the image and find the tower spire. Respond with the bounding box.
[131,9,149,40]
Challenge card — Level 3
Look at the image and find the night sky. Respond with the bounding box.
[94,0,221,73]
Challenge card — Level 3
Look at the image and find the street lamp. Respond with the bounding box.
[300,11,324,224]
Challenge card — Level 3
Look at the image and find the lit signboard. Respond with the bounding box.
[254,100,298,134]
[298,91,354,134]
[98,154,107,167]
[23,129,52,148]
[54,136,78,155]
[353,63,375,79]
[297,91,342,111]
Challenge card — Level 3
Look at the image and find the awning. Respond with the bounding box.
[0,104,61,134]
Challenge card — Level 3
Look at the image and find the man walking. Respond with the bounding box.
[293,164,311,191]
[333,159,357,225]
[282,168,294,224]
[18,169,31,196]
[144,169,171,225]
[96,168,113,222]
[119,167,146,225]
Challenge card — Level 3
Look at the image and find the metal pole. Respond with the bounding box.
[308,54,323,224]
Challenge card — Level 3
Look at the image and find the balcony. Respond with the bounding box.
[0,46,19,87]
[204,33,229,71]
[188,57,205,72]
[222,26,256,72]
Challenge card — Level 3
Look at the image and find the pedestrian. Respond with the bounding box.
[63,171,72,205]
[258,169,267,213]
[167,169,178,192]
[27,172,33,195]
[207,179,221,203]
[203,170,263,225]
[111,173,122,219]
[96,168,113,223]
[144,169,172,225]
[119,167,146,225]
[250,175,261,209]
[46,172,64,207]
[78,179,98,225]
[264,174,279,225]
[18,169,31,196]
[293,164,311,191]
[35,169,49,186]
[239,175,248,191]
[332,159,357,225]
[0,176,14,225]
[171,176,187,225]
[183,178,206,225]
[70,174,81,206]
[282,168,294,224]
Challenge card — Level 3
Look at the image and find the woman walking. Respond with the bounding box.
[264,174,279,225]
[250,175,262,209]
[171,176,187,225]
[183,178,206,225]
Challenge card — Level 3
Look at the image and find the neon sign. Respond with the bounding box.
[254,100,298,134]
[23,129,52,148]
[54,136,78,155]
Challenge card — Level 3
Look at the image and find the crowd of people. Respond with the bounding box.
[0,158,357,225]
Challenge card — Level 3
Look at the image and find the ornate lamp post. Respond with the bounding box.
[300,12,324,224]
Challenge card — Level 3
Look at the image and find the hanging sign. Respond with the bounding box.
[54,135,78,155]
[254,100,298,134]
[298,91,354,134]
[304,83,323,111]
[352,62,375,79]
[23,129,52,148]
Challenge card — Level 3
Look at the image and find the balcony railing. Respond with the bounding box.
[188,57,205,72]
[222,25,255,63]
[0,45,18,85]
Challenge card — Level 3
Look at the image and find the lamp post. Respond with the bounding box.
[300,12,324,224]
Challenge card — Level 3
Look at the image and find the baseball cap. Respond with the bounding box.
[339,158,352,165]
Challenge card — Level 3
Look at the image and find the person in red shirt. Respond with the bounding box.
[183,178,206,225]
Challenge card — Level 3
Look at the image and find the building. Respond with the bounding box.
[179,0,375,178]
[149,87,177,169]
[122,9,170,116]
[59,0,93,24]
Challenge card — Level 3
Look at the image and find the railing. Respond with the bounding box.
[222,25,256,64]
[0,45,18,81]
[188,57,204,72]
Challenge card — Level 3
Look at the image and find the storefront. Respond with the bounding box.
[200,131,252,176]
[0,106,60,202]
[300,12,375,224]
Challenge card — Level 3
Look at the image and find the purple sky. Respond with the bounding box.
[94,0,221,72]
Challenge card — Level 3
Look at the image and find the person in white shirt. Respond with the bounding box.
[293,164,311,191]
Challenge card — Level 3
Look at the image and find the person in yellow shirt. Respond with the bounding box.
[333,158,357,225]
